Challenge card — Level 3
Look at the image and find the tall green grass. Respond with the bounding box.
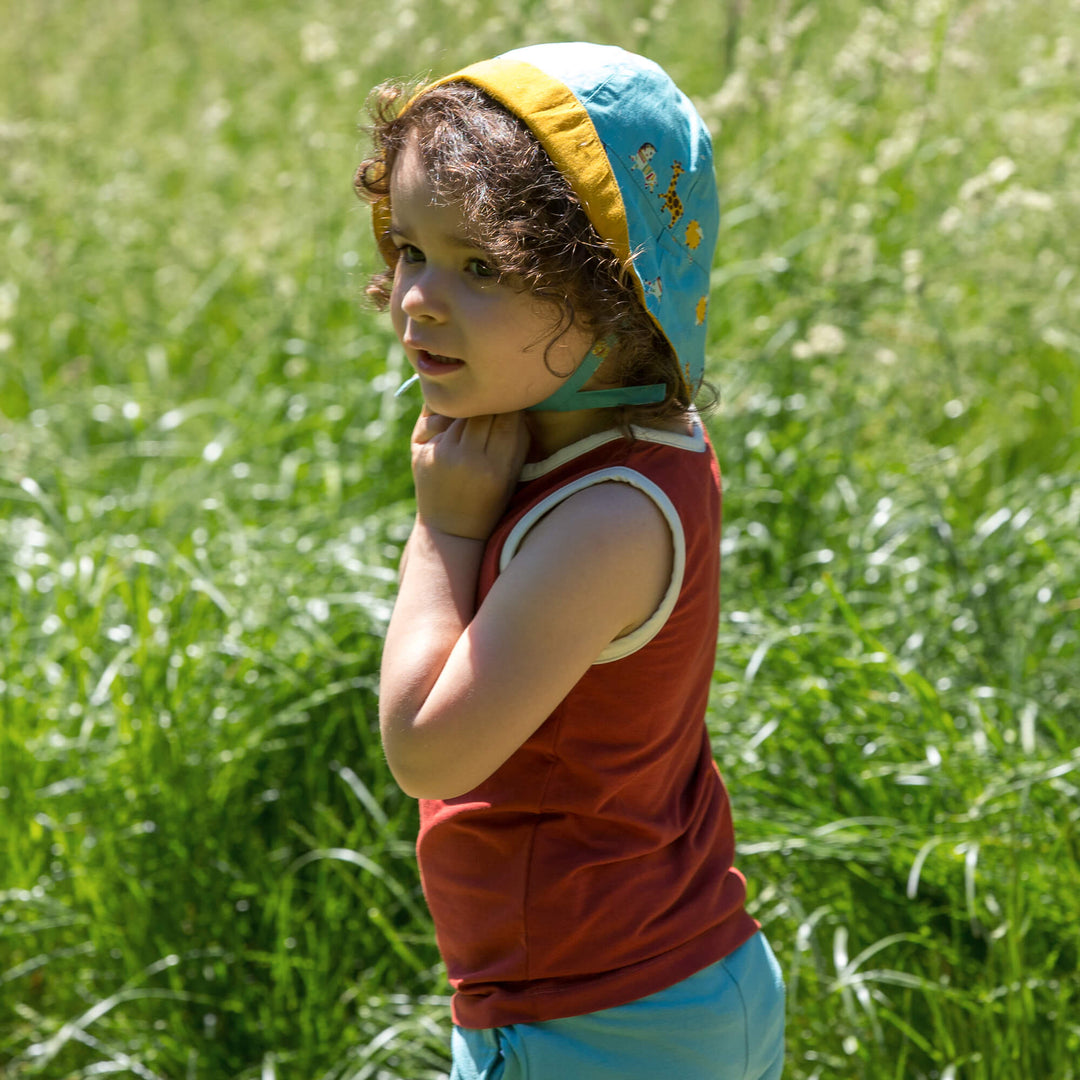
[2,1,1078,1076]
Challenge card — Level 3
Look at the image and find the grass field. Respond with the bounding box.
[2,0,1078,1076]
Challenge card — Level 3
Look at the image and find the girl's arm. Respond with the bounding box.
[379,409,672,800]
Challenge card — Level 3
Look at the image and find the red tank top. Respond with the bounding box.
[417,421,758,1028]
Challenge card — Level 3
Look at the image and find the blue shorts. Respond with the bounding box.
[449,931,785,1080]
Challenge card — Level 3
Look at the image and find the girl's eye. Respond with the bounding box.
[398,244,424,264]
[466,257,497,279]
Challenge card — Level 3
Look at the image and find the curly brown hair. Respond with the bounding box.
[354,80,699,426]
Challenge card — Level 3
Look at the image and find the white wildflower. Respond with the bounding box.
[939,206,963,234]
[1052,34,1075,69]
[987,156,1017,184]
[794,323,847,359]
[914,0,948,26]
[902,249,924,293]
[0,281,18,320]
[851,202,873,227]
[996,187,1055,212]
[301,22,339,64]
[958,156,1016,202]
[807,323,846,356]
[832,7,900,82]
[944,46,981,73]
[200,99,231,133]
[876,113,923,171]
[709,71,750,116]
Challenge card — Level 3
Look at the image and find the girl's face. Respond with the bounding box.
[388,134,594,419]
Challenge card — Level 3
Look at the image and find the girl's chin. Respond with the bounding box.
[417,396,509,421]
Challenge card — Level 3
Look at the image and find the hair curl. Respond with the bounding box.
[354,80,698,425]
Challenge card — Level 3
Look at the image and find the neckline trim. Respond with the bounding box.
[520,413,706,482]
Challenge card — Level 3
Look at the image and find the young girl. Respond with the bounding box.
[356,42,785,1080]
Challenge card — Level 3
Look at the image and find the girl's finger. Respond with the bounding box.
[413,408,455,444]
[457,414,498,453]
[490,410,526,441]
[458,412,526,454]
[489,411,530,468]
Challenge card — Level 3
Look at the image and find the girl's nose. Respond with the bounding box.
[400,271,449,324]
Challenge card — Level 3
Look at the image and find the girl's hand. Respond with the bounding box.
[410,407,529,540]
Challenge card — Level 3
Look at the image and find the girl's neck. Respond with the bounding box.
[523,408,617,461]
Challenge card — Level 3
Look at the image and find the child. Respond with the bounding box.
[355,42,785,1080]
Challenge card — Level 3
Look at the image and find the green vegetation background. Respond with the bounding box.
[2,0,1078,1076]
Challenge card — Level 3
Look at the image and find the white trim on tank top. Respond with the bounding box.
[499,466,687,664]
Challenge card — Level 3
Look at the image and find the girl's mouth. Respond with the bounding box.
[416,350,465,373]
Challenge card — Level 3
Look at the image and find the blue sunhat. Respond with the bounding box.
[379,42,719,412]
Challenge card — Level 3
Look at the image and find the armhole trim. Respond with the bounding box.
[499,467,686,664]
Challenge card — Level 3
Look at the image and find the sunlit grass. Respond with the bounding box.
[2,1,1078,1077]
